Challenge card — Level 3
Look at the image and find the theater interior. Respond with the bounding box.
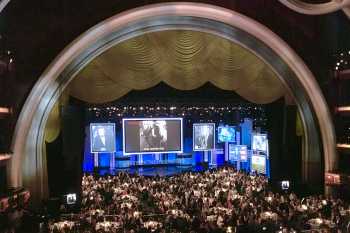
[1,1,350,232]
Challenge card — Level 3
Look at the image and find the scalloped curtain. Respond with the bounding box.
[69,30,285,105]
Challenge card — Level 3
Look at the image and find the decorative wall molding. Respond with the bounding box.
[0,0,10,14]
[9,3,336,204]
[279,0,350,18]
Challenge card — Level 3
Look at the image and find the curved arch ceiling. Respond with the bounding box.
[69,30,286,104]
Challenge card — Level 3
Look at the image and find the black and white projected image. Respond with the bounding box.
[90,123,116,153]
[123,118,182,154]
[193,124,215,151]
[139,120,167,151]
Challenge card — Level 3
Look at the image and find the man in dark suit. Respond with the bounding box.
[92,126,115,152]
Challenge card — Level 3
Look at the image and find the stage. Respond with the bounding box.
[73,102,273,181]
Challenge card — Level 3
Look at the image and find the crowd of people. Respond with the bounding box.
[48,167,350,233]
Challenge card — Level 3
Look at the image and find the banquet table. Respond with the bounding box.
[307,218,336,229]
[95,221,121,231]
[49,221,75,233]
[144,220,163,232]
[261,211,278,221]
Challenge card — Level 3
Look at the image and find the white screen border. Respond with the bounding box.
[252,133,268,153]
[122,117,183,155]
[192,123,216,151]
[90,122,116,153]
[251,154,266,174]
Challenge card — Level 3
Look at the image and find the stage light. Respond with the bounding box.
[0,107,10,114]
[0,154,11,161]
[337,143,350,148]
[337,106,350,112]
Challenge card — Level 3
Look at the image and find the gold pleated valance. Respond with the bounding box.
[70,30,285,104]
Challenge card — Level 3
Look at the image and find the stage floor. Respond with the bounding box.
[95,165,222,177]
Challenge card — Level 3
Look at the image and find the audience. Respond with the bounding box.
[48,167,350,233]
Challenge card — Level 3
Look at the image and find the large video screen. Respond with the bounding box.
[218,126,236,143]
[252,134,268,152]
[251,154,266,174]
[90,123,116,153]
[229,145,248,161]
[193,123,215,151]
[123,118,183,155]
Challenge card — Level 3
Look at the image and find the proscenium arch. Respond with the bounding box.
[9,2,337,203]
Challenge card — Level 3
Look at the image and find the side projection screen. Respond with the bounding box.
[90,123,116,153]
[123,118,183,155]
[252,134,268,152]
[193,123,215,151]
[217,126,236,143]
